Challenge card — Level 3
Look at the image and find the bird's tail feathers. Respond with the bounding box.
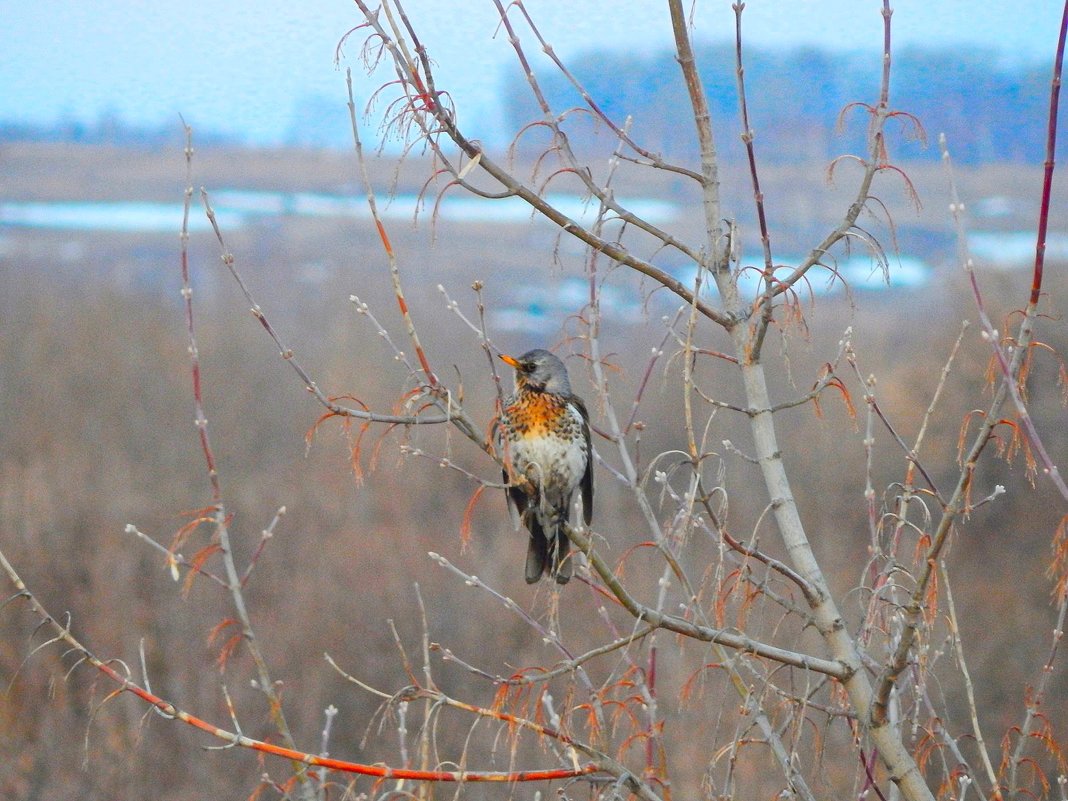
[524,515,547,584]
[523,513,572,584]
[551,527,572,584]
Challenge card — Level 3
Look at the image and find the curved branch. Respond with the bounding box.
[562,524,849,679]
[350,0,732,328]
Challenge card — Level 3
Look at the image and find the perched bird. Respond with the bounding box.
[497,349,593,584]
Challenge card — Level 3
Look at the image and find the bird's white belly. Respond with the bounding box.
[511,409,587,507]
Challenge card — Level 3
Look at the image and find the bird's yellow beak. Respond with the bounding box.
[498,353,520,368]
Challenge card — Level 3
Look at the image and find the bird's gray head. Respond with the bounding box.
[500,348,572,394]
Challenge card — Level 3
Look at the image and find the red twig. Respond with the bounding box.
[1005,9,1068,791]
[947,169,1066,504]
[1031,2,1068,307]
[0,547,600,785]
[240,507,285,588]
[623,321,676,435]
[941,10,1068,504]
[178,122,222,504]
[733,2,776,358]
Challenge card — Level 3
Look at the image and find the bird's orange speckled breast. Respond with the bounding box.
[504,392,567,438]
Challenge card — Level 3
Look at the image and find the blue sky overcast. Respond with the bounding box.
[1,1,1059,146]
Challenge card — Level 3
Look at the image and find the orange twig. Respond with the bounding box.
[0,546,600,785]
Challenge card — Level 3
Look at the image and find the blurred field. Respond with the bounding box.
[1,142,1066,799]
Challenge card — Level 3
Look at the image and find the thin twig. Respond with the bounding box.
[733,2,776,359]
[180,125,312,796]
[940,562,998,793]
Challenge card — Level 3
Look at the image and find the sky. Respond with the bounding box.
[0,1,1061,147]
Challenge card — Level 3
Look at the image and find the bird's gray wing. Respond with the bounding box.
[570,395,594,525]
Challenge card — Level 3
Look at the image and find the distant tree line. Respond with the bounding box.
[0,110,239,148]
[503,44,1055,164]
[1,46,1052,163]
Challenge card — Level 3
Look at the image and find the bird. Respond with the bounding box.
[497,349,593,584]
